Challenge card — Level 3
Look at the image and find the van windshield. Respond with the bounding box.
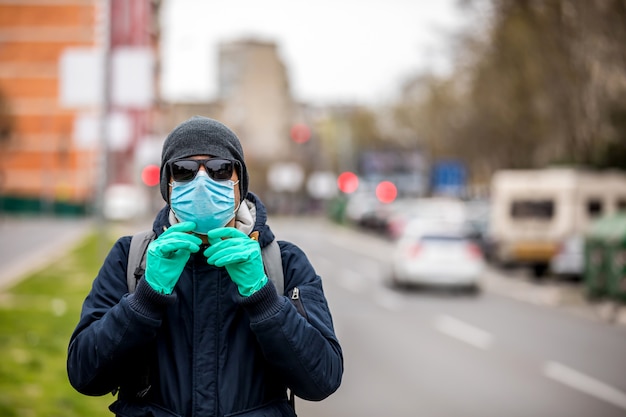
[510,200,554,220]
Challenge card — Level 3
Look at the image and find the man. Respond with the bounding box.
[67,116,343,416]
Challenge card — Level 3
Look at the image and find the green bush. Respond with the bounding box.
[0,231,113,417]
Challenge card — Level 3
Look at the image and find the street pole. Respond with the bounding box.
[338,114,354,174]
[96,0,111,259]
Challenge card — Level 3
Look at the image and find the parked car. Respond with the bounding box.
[390,219,485,292]
[463,199,495,261]
[549,235,584,278]
[344,192,380,226]
[386,197,467,240]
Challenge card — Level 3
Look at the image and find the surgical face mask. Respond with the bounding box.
[170,170,239,234]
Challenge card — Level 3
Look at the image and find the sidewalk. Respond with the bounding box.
[482,264,626,327]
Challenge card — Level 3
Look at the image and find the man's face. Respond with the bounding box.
[168,155,241,228]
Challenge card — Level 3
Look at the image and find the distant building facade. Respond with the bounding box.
[161,38,298,198]
[0,0,160,214]
[217,39,295,162]
[0,1,98,213]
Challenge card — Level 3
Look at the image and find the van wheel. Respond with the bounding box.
[387,272,399,289]
[532,264,548,279]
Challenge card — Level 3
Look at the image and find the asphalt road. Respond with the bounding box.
[2,214,625,416]
[267,217,626,417]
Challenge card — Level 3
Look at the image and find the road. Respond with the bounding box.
[268,217,626,417]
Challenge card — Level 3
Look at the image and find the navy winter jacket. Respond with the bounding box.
[67,193,343,416]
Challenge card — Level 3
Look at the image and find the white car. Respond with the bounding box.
[550,235,584,278]
[390,220,485,292]
[386,197,468,240]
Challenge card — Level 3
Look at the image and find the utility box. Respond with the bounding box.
[606,215,626,302]
[584,214,626,301]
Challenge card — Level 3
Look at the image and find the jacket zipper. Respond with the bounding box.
[289,287,308,319]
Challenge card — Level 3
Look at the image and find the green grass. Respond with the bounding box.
[0,231,115,417]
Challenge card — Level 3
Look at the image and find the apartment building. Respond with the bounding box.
[217,39,295,163]
[0,0,160,214]
[161,39,299,198]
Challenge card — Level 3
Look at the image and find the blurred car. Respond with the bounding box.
[390,220,485,291]
[463,199,496,261]
[549,235,584,278]
[103,183,148,221]
[344,191,393,233]
[344,192,379,225]
[386,197,467,240]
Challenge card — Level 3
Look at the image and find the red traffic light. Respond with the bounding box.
[337,171,359,194]
[290,123,311,144]
[376,181,397,203]
[141,164,160,187]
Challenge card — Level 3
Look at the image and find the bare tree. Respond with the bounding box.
[453,0,626,169]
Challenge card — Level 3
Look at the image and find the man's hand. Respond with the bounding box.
[144,221,202,294]
[204,227,268,297]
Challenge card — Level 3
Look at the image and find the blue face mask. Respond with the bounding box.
[170,170,239,235]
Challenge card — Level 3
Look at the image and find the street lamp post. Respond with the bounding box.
[96,0,111,258]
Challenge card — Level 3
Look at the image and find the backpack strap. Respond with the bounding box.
[261,238,284,295]
[127,230,156,294]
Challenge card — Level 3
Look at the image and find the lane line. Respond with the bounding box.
[313,257,332,272]
[373,289,404,312]
[328,234,391,263]
[338,269,368,293]
[544,361,626,411]
[434,315,494,350]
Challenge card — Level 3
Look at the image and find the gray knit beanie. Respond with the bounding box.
[160,116,248,202]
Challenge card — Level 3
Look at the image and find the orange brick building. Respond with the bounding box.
[0,0,160,215]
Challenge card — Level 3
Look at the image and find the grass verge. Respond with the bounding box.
[0,231,114,417]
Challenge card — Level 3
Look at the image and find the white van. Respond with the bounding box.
[489,168,626,277]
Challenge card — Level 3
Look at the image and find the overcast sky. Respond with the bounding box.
[159,0,469,106]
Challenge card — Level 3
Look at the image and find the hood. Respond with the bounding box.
[152,192,275,249]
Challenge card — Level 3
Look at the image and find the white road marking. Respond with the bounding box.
[328,233,392,263]
[358,258,387,284]
[544,361,626,411]
[434,315,494,350]
[373,289,404,312]
[314,257,332,272]
[338,269,368,293]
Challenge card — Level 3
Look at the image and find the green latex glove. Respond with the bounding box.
[144,221,202,294]
[204,227,268,297]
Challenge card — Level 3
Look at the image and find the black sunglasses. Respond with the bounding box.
[169,158,237,182]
